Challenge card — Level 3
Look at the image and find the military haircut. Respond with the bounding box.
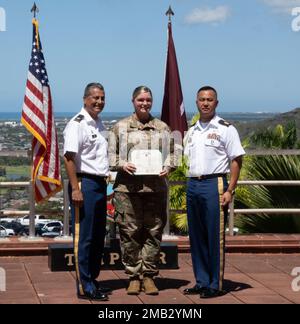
[83,82,105,98]
[197,86,218,99]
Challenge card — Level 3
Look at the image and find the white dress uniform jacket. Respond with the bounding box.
[184,115,245,177]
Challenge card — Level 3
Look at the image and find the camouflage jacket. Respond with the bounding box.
[108,114,176,193]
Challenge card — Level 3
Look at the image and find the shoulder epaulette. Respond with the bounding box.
[219,119,231,127]
[74,115,84,123]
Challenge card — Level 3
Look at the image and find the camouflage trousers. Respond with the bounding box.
[114,192,167,278]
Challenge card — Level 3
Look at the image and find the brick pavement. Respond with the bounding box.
[0,253,299,304]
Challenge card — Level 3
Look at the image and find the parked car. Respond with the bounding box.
[41,227,62,238]
[0,220,25,235]
[40,221,63,234]
[0,225,15,237]
[22,222,50,236]
[17,215,51,226]
[0,218,18,223]
[39,221,63,238]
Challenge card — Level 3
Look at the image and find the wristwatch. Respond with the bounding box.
[227,189,235,196]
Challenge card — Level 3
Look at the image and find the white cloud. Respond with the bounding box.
[262,0,300,14]
[184,6,230,25]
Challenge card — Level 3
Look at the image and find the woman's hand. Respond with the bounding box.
[159,167,171,178]
[123,162,137,175]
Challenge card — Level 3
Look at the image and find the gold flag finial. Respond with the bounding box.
[165,6,174,22]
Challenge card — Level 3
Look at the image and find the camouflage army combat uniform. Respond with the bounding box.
[109,114,174,279]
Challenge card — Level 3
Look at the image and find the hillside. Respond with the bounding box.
[232,108,300,140]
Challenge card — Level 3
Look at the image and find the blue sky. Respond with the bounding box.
[0,0,300,114]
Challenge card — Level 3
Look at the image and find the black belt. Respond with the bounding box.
[77,173,107,181]
[191,173,227,180]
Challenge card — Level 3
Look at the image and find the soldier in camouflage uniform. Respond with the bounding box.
[109,86,175,295]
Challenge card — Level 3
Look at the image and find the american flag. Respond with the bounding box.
[21,19,61,203]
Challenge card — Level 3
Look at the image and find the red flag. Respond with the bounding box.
[161,22,188,138]
[21,19,62,203]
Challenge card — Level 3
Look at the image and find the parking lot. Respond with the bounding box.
[0,216,66,238]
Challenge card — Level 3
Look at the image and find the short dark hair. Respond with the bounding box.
[83,82,104,98]
[197,86,218,98]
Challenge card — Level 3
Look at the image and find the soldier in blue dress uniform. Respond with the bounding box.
[183,86,245,298]
[63,83,111,301]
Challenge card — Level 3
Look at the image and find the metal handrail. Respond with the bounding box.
[1,179,300,238]
[228,180,300,236]
[168,180,300,236]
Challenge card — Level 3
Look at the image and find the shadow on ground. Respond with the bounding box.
[154,277,191,291]
[223,279,252,293]
[98,277,191,291]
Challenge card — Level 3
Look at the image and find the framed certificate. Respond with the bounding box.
[129,150,163,175]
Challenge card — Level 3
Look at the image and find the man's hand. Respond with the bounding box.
[72,189,83,207]
[221,191,233,206]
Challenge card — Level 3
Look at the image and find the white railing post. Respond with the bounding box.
[62,179,70,238]
[28,180,36,238]
[229,197,235,236]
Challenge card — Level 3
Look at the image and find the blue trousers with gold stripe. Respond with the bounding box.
[69,176,107,295]
[187,176,228,291]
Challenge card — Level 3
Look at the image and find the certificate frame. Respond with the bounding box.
[128,149,163,175]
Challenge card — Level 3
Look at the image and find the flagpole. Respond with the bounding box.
[21,4,41,241]
[29,3,38,188]
[28,3,39,239]
[163,6,175,239]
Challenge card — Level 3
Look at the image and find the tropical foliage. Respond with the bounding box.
[169,119,300,234]
[247,121,300,149]
[169,112,200,233]
[235,122,300,233]
[169,157,188,233]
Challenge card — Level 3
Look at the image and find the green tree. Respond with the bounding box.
[235,122,300,233]
[169,158,188,233]
[248,121,299,149]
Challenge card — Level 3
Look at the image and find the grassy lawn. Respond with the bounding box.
[0,166,31,178]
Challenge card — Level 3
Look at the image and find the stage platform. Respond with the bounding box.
[0,234,300,256]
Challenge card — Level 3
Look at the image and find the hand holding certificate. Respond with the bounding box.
[129,150,163,175]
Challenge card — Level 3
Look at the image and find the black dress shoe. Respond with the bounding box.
[97,286,112,294]
[200,288,226,299]
[77,290,109,301]
[93,281,112,294]
[183,285,206,295]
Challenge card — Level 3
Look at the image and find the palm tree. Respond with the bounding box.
[248,121,299,149]
[235,122,300,233]
[169,158,188,233]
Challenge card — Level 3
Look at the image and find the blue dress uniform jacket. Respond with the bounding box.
[184,115,245,291]
[63,108,109,296]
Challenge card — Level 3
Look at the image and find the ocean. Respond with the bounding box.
[0,111,277,123]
